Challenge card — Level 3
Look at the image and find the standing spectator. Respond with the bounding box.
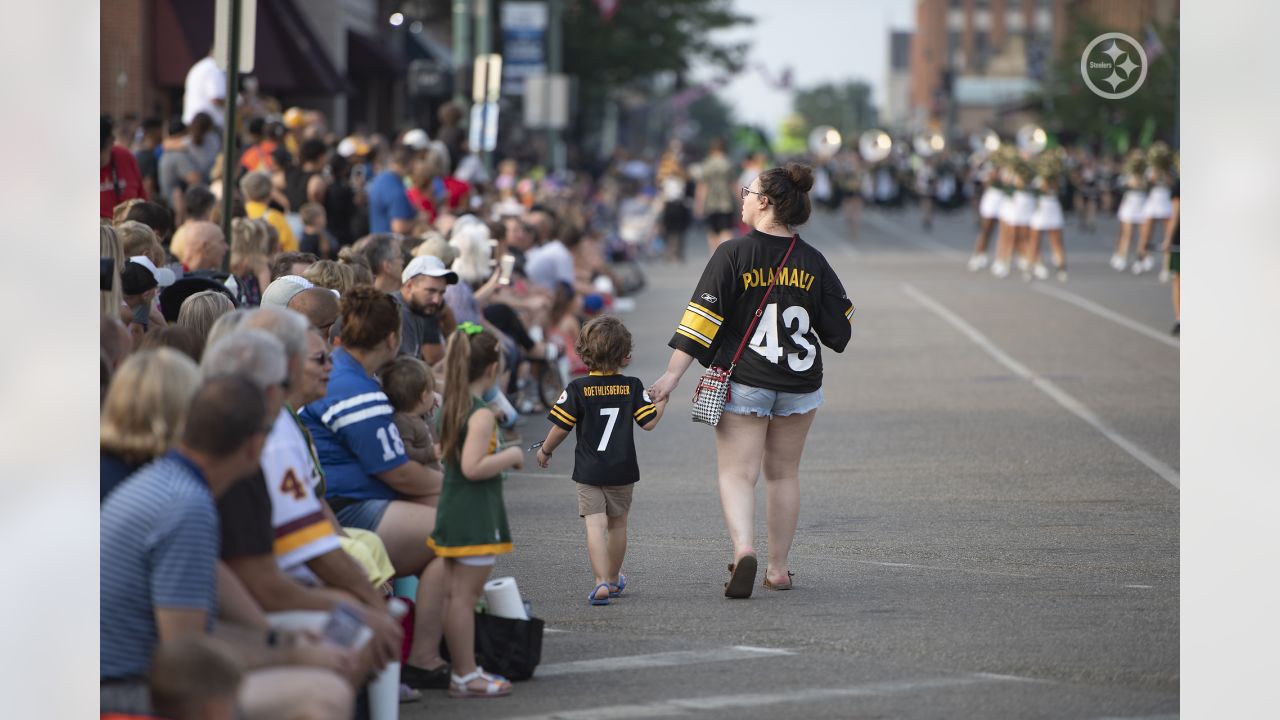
[299,203,336,259]
[695,137,737,253]
[123,202,177,250]
[270,252,319,281]
[303,260,358,297]
[100,348,201,501]
[287,287,341,340]
[239,117,290,175]
[367,147,417,234]
[284,139,330,235]
[187,112,222,179]
[435,102,465,174]
[525,206,575,293]
[323,154,360,248]
[134,117,164,201]
[242,172,298,252]
[158,119,205,213]
[177,290,235,357]
[182,53,226,127]
[102,115,148,218]
[101,374,356,719]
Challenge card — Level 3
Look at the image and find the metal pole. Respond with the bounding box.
[220,0,242,273]
[452,0,472,108]
[547,0,563,175]
[475,0,493,174]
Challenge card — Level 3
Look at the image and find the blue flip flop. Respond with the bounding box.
[589,582,611,606]
[609,573,627,598]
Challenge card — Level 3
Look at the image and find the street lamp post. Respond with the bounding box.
[220,0,242,272]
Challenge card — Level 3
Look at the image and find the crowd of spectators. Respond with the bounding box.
[99,88,685,716]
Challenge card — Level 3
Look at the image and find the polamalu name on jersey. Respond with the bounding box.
[547,373,656,487]
[670,229,854,395]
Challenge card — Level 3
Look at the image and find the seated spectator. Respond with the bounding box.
[336,247,376,288]
[288,287,340,339]
[205,312,403,685]
[241,171,298,252]
[350,233,405,294]
[299,203,336,259]
[271,252,318,281]
[102,224,126,317]
[177,290,235,357]
[100,348,200,501]
[382,355,442,475]
[304,260,358,296]
[148,636,242,720]
[171,221,228,273]
[184,185,218,224]
[204,308,251,350]
[116,220,167,270]
[138,325,203,362]
[101,372,355,719]
[260,275,314,310]
[101,315,132,379]
[120,259,167,346]
[524,206,576,294]
[227,218,271,307]
[123,201,176,249]
[395,255,455,365]
[300,287,450,690]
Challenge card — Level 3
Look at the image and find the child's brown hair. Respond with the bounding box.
[381,355,434,413]
[438,326,502,463]
[575,315,632,373]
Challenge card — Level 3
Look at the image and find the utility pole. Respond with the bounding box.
[452,0,472,108]
[220,0,242,272]
[547,0,564,175]
[475,0,493,173]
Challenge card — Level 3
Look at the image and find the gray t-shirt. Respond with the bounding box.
[158,144,203,203]
[393,291,442,359]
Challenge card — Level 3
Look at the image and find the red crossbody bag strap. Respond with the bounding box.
[728,234,799,371]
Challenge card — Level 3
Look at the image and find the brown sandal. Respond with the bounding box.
[762,568,795,591]
[724,553,757,598]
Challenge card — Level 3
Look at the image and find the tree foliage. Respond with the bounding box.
[791,80,879,142]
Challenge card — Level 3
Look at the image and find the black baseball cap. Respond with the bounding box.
[120,261,159,295]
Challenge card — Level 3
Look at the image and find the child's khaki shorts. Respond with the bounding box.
[577,483,634,518]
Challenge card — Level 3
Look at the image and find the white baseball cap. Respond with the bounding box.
[128,255,176,287]
[260,275,315,308]
[402,255,458,285]
[402,128,430,150]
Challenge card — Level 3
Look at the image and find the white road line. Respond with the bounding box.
[1032,283,1179,349]
[902,283,1180,489]
[506,674,1033,719]
[536,645,794,678]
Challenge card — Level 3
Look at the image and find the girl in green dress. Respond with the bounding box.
[428,323,526,698]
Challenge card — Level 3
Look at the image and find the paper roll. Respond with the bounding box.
[484,576,529,620]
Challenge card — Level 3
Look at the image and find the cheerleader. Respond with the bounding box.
[969,154,1002,271]
[1111,150,1148,271]
[1010,157,1037,274]
[1025,148,1068,281]
[1073,150,1099,233]
[1134,142,1176,278]
[990,148,1023,278]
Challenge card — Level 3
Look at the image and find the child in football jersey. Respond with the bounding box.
[535,316,667,606]
[382,355,443,508]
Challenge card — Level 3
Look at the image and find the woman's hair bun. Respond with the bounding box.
[785,162,814,193]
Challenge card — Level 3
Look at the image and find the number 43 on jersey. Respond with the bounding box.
[749,303,815,371]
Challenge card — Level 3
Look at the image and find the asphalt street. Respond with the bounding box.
[405,203,1179,719]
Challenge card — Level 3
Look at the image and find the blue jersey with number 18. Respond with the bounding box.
[300,347,407,501]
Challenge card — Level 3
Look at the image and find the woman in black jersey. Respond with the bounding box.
[650,163,854,598]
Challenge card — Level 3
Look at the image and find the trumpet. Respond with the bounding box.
[913,130,946,157]
[859,129,893,163]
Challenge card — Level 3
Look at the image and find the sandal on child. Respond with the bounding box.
[589,582,611,606]
[448,667,512,699]
[762,568,795,591]
[609,572,628,598]
[724,553,758,599]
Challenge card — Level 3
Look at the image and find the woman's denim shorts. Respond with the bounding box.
[723,382,823,418]
[333,499,392,532]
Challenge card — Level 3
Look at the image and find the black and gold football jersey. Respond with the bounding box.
[548,373,657,486]
[669,229,854,394]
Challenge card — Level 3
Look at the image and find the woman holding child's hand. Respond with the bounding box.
[655,163,854,599]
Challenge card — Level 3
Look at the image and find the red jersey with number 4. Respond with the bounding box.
[668,229,853,394]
